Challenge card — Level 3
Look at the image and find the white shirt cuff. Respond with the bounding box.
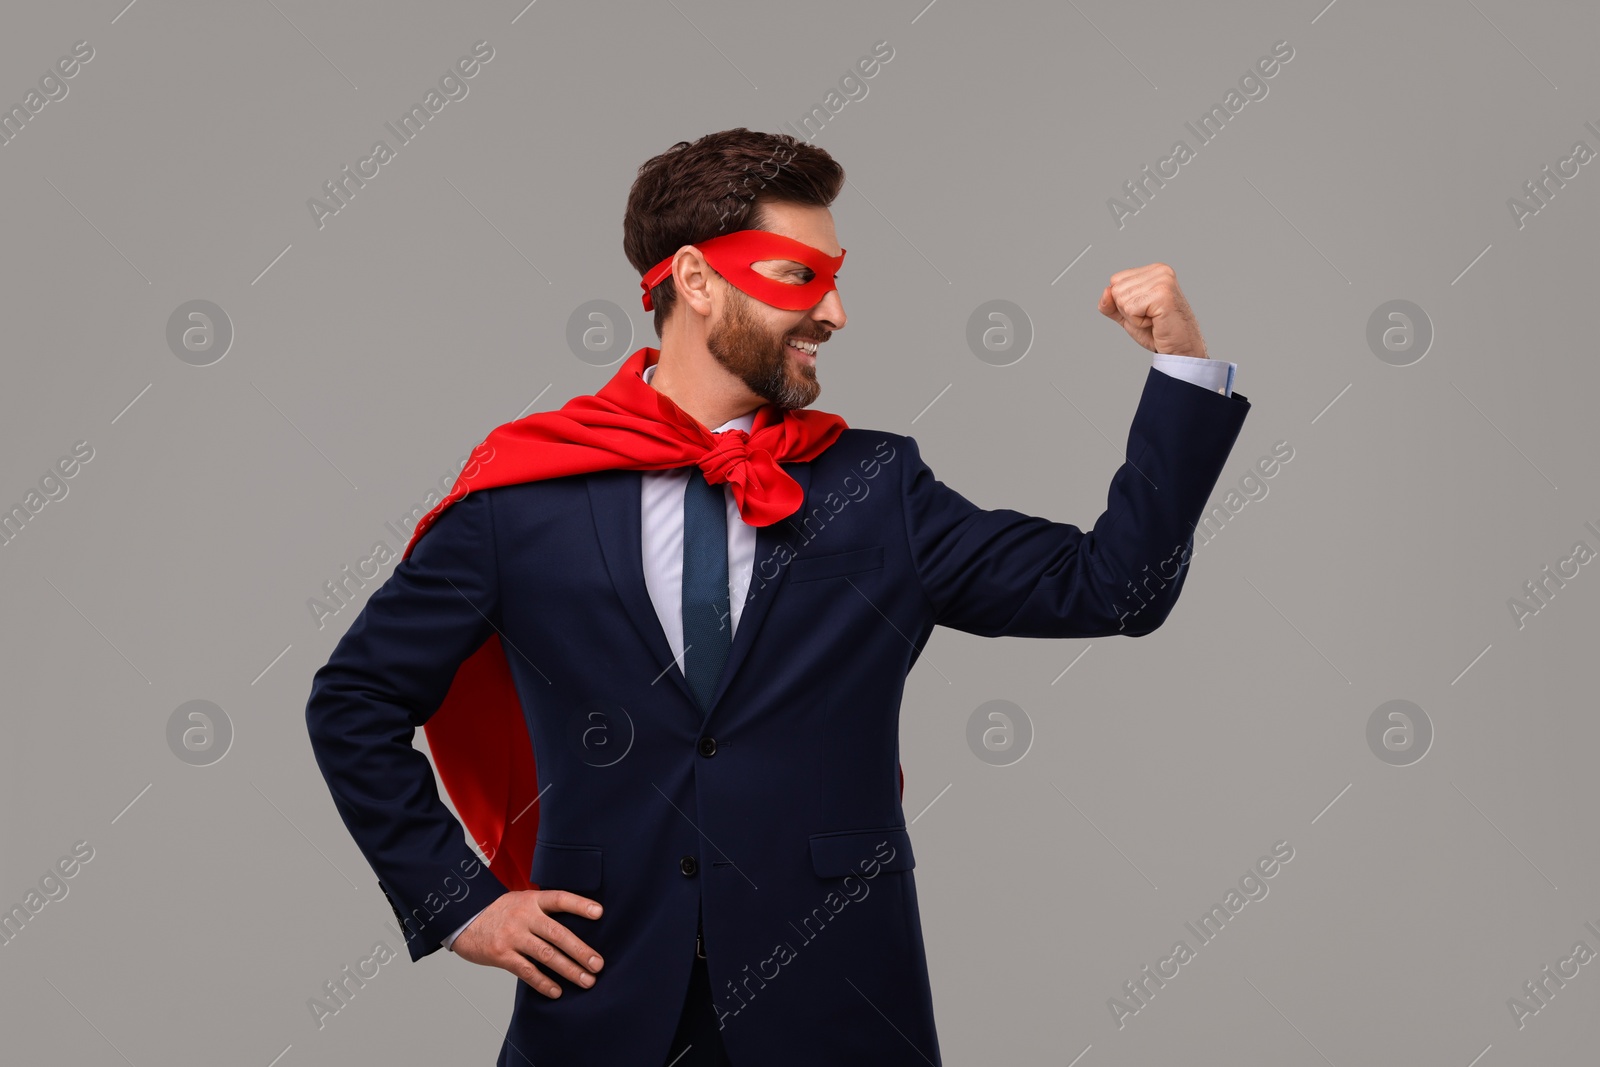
[1152,352,1235,396]
[442,907,487,952]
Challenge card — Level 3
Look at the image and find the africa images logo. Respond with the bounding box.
[307,41,495,230]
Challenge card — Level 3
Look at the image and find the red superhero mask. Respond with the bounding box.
[640,229,845,312]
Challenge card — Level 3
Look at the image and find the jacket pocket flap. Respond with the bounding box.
[790,545,885,583]
[808,826,914,878]
[530,842,603,892]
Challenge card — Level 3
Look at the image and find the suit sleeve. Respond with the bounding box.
[304,489,512,962]
[900,367,1250,638]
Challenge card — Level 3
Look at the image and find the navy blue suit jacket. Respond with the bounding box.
[305,367,1250,1065]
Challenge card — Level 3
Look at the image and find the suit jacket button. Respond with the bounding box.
[679,855,699,877]
[698,736,717,757]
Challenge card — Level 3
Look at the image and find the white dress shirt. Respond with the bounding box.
[441,350,1234,951]
[638,361,759,670]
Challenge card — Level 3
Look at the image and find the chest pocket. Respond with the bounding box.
[809,825,915,878]
[789,545,884,583]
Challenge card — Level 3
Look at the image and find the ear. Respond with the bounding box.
[674,247,720,320]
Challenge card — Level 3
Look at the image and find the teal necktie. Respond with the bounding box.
[681,467,731,713]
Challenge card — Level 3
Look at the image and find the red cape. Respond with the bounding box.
[402,347,903,891]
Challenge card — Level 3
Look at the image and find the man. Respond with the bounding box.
[305,128,1249,1066]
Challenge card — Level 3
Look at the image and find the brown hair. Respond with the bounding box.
[623,128,845,336]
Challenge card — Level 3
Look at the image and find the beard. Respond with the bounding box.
[705,287,821,411]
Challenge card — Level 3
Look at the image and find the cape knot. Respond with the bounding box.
[697,429,768,487]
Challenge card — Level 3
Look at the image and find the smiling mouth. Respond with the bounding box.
[785,338,821,361]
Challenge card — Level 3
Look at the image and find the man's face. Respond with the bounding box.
[704,201,846,411]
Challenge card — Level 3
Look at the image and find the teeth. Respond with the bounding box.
[787,339,819,354]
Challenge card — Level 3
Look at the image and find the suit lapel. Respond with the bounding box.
[585,463,812,724]
[707,461,810,717]
[588,470,700,710]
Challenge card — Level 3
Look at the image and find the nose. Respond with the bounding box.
[814,288,846,332]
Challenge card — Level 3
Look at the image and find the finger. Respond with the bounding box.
[526,908,604,973]
[1136,285,1171,322]
[1119,272,1181,317]
[542,890,604,921]
[1111,262,1173,284]
[512,931,598,988]
[1098,288,1124,324]
[1110,292,1153,329]
[1108,276,1151,319]
[1111,288,1158,326]
[535,892,605,968]
[505,950,565,999]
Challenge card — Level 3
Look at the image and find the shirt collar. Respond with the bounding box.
[643,360,757,434]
